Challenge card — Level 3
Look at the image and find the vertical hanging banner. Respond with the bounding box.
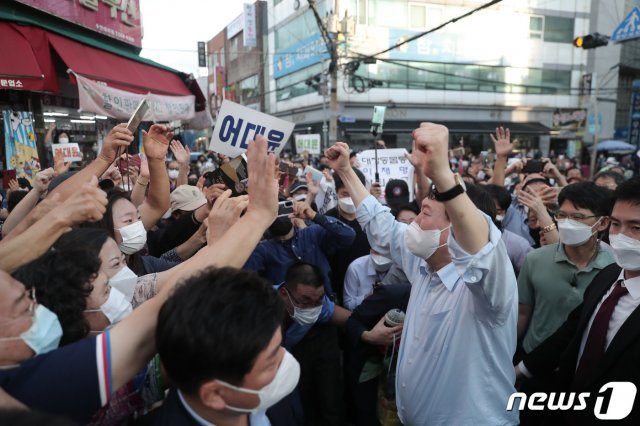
[209,100,294,158]
[3,111,40,182]
[243,3,257,48]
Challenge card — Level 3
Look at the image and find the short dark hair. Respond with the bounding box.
[334,167,366,191]
[157,267,284,394]
[12,248,100,345]
[391,202,420,218]
[484,184,512,212]
[284,262,324,291]
[614,177,640,206]
[465,184,497,221]
[593,171,624,187]
[54,228,110,259]
[558,181,613,217]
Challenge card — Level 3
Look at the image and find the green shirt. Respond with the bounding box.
[518,242,615,353]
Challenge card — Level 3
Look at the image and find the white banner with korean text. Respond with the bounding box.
[75,74,195,121]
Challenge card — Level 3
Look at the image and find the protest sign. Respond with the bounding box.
[52,143,83,163]
[357,148,414,200]
[209,100,294,158]
[294,133,321,154]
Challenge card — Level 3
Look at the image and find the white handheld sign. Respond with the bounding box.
[52,143,83,163]
[210,100,294,158]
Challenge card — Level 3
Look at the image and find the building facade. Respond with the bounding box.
[267,0,595,155]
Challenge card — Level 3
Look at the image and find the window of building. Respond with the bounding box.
[369,0,407,28]
[409,3,426,29]
[239,74,259,103]
[276,63,323,101]
[529,15,543,39]
[358,0,368,25]
[275,2,327,52]
[543,16,574,43]
[229,36,239,61]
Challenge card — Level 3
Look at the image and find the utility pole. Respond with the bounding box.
[329,0,339,145]
[309,0,342,145]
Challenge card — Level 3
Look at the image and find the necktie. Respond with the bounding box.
[576,280,628,376]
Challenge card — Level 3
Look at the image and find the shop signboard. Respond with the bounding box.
[273,33,329,78]
[3,111,40,183]
[76,74,195,121]
[243,3,257,48]
[16,0,142,47]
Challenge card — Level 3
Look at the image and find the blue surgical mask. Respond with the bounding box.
[0,304,63,356]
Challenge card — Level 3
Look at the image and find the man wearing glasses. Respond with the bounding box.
[275,262,351,426]
[517,181,615,356]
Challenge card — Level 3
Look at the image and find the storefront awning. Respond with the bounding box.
[47,33,191,97]
[0,22,57,92]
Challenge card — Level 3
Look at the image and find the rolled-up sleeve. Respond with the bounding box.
[448,213,518,325]
[356,196,419,275]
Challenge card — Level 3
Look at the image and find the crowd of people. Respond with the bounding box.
[0,120,640,426]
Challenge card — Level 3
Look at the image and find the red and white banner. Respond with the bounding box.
[76,74,195,121]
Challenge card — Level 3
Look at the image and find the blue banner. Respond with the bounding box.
[273,34,329,79]
[3,110,40,183]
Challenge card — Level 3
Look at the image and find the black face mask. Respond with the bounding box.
[269,217,293,237]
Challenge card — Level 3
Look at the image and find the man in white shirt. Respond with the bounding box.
[326,122,519,426]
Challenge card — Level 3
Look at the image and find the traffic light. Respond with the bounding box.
[573,32,609,49]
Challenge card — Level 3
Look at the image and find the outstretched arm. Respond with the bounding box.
[50,124,133,201]
[139,125,172,231]
[108,135,278,393]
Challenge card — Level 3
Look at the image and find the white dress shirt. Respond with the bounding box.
[357,195,519,426]
[343,255,386,310]
[576,270,640,367]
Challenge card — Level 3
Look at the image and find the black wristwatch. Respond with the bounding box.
[433,173,466,202]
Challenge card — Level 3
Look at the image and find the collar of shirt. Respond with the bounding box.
[617,270,640,300]
[419,261,460,292]
[178,389,216,426]
[366,256,378,276]
[554,242,611,270]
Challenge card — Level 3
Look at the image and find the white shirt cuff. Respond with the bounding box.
[518,361,533,379]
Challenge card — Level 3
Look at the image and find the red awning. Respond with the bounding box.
[47,32,191,97]
[0,22,58,92]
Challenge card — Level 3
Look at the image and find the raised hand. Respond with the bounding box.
[53,150,71,175]
[205,183,227,205]
[305,172,320,197]
[325,142,351,174]
[100,124,134,164]
[405,139,426,174]
[142,124,173,161]
[207,190,249,244]
[7,179,19,194]
[34,168,55,194]
[412,123,451,185]
[490,127,512,158]
[289,200,316,221]
[52,176,107,227]
[170,140,190,166]
[139,154,150,179]
[245,135,278,224]
[370,182,382,198]
[517,186,546,215]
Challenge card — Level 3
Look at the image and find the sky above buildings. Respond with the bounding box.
[139,0,246,76]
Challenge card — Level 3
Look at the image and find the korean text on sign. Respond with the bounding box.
[209,100,294,158]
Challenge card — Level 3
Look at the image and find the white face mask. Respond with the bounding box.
[495,214,505,223]
[218,350,301,414]
[0,304,63,355]
[557,218,600,246]
[85,287,132,324]
[168,169,180,180]
[404,222,450,260]
[371,254,393,272]
[293,194,307,202]
[108,266,138,302]
[286,290,323,326]
[58,137,69,144]
[609,233,640,271]
[338,197,356,214]
[116,220,147,255]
